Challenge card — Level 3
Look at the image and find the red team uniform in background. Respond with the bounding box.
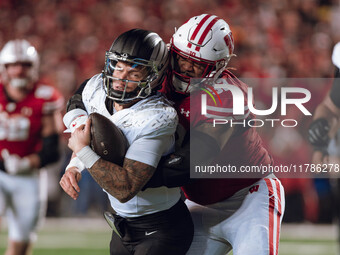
[0,82,63,163]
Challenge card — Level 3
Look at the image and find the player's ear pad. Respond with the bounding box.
[89,112,128,166]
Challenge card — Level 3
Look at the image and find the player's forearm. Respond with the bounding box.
[24,145,59,170]
[88,158,155,203]
[26,154,41,169]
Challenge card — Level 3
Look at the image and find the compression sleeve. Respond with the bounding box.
[66,79,89,112]
[38,134,60,167]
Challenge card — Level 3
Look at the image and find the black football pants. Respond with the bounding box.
[109,199,194,255]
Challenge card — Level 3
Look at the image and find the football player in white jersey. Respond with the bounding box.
[0,40,63,255]
[59,29,193,255]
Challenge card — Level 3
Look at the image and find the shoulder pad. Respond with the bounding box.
[35,85,55,100]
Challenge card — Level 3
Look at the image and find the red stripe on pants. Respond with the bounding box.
[265,179,275,255]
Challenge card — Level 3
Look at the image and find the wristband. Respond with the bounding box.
[76,146,100,169]
[65,157,85,173]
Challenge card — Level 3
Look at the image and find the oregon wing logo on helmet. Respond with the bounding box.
[102,29,169,103]
[170,14,234,93]
[0,39,39,88]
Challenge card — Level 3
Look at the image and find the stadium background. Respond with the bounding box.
[1,0,340,254]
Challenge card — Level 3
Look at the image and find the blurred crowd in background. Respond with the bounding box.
[1,0,340,223]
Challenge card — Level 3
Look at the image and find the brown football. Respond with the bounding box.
[89,112,128,166]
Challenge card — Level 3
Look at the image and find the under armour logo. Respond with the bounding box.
[249,185,259,194]
[180,108,190,117]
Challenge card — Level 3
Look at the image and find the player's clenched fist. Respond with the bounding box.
[59,168,82,200]
[68,119,91,154]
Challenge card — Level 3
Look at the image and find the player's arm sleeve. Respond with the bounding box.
[36,87,63,168]
[329,68,340,108]
[38,133,60,167]
[143,129,221,189]
[66,79,89,112]
[125,135,174,168]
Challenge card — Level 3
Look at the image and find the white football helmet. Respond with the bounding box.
[332,42,340,69]
[170,14,234,93]
[0,39,39,89]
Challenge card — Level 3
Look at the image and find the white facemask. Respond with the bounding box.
[10,78,29,89]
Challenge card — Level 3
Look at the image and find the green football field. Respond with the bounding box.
[0,218,339,255]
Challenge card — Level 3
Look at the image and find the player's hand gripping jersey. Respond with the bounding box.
[161,70,272,205]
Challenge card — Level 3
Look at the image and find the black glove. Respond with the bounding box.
[142,152,190,191]
[308,118,330,149]
[142,129,221,190]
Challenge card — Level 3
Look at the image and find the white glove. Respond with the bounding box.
[1,149,31,175]
[63,109,88,133]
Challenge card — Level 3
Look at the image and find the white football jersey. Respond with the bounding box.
[82,74,181,217]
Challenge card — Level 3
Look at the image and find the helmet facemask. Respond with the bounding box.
[103,52,159,104]
[4,62,35,90]
[170,45,227,93]
[102,29,169,103]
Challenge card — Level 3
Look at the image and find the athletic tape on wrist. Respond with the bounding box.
[65,157,85,173]
[76,146,100,169]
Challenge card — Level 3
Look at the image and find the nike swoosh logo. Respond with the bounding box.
[145,230,158,236]
[168,157,181,165]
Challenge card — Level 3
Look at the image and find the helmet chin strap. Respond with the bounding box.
[109,87,141,105]
[172,75,191,93]
[10,78,29,89]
